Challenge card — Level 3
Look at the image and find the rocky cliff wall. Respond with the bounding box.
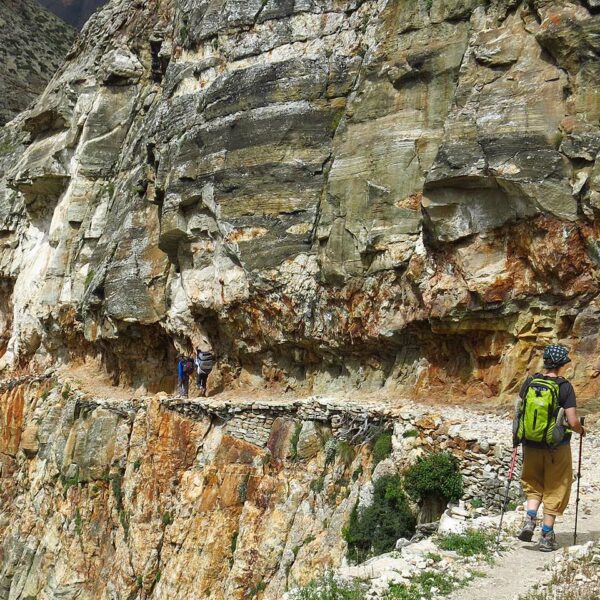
[0,0,599,400]
[0,376,520,600]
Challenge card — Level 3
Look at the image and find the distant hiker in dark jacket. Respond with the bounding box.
[515,345,585,552]
[177,355,193,398]
[194,348,214,397]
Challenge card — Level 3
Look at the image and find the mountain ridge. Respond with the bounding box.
[38,0,108,29]
[0,0,75,125]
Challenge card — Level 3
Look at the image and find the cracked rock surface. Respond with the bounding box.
[1,0,600,401]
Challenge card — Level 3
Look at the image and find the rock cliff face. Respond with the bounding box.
[1,0,600,401]
[0,0,75,125]
[0,376,519,599]
[38,0,109,29]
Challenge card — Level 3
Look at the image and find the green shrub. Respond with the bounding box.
[402,429,418,438]
[352,465,363,481]
[372,432,393,467]
[310,477,325,494]
[161,511,173,526]
[290,423,302,461]
[248,581,267,596]
[385,570,457,599]
[438,529,495,558]
[470,498,483,509]
[343,474,416,563]
[336,441,356,469]
[289,571,366,600]
[403,452,463,503]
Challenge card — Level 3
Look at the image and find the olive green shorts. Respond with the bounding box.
[521,443,573,516]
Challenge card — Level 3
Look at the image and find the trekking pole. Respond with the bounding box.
[573,416,585,546]
[496,446,519,549]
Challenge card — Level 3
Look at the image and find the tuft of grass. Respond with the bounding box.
[248,581,267,597]
[425,552,442,563]
[372,432,393,467]
[385,570,457,599]
[438,529,495,559]
[402,429,418,438]
[310,476,325,494]
[288,571,366,600]
[470,498,484,509]
[290,423,302,461]
[161,511,173,526]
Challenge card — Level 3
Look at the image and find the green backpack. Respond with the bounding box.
[514,376,566,447]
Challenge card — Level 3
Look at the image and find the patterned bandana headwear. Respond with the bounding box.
[543,344,571,369]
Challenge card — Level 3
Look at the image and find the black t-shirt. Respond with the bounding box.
[519,374,576,445]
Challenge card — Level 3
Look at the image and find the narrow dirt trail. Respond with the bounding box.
[449,440,600,600]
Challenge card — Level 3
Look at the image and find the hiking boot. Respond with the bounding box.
[539,530,558,552]
[517,516,536,542]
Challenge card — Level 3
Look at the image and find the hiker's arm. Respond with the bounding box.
[565,407,585,435]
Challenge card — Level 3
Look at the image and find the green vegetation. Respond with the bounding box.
[402,429,418,438]
[84,269,95,289]
[325,438,337,467]
[133,458,141,471]
[336,441,356,469]
[470,498,484,509]
[385,571,457,599]
[372,432,393,467]
[403,452,463,504]
[352,465,363,481]
[438,529,495,558]
[290,423,303,461]
[61,383,71,400]
[161,511,173,526]
[110,472,129,539]
[248,581,268,597]
[425,552,442,563]
[238,474,250,502]
[230,531,238,566]
[310,476,325,494]
[289,571,366,600]
[343,475,416,563]
[61,472,80,497]
[330,111,345,133]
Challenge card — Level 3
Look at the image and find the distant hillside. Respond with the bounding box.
[0,0,75,125]
[38,0,108,29]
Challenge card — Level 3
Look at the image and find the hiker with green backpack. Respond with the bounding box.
[514,345,585,552]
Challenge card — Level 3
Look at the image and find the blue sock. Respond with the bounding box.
[527,509,538,519]
[542,524,553,534]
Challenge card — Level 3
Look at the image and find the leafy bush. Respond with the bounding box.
[403,452,463,503]
[372,432,393,467]
[289,571,366,600]
[343,474,416,563]
[438,529,495,558]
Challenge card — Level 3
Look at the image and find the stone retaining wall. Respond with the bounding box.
[163,396,523,508]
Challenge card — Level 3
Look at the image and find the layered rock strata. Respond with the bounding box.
[1,0,600,401]
[0,0,75,125]
[0,376,520,600]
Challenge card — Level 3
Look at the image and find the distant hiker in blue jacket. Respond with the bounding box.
[177,355,193,398]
